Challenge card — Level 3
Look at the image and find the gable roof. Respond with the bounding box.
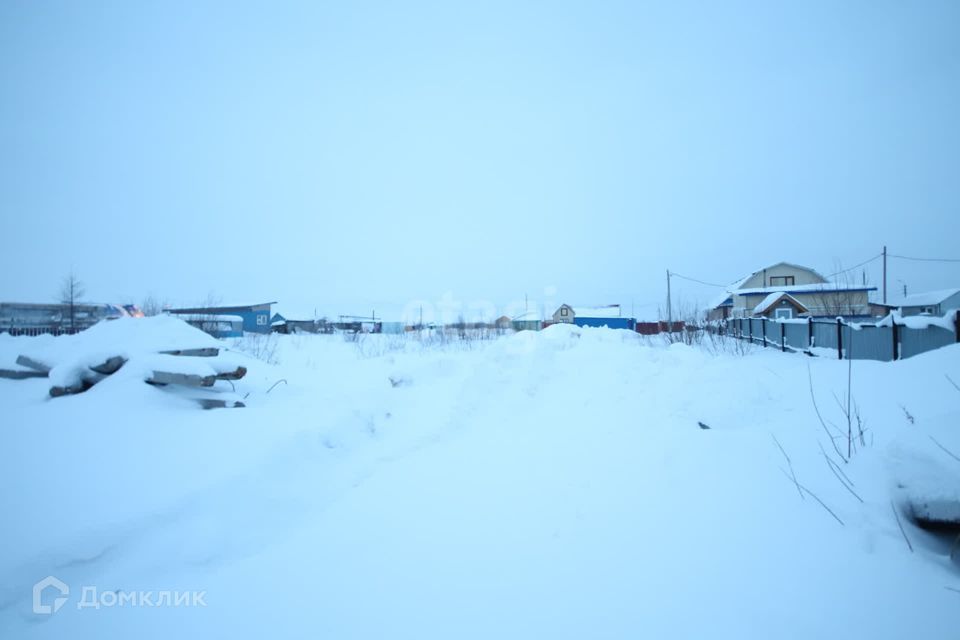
[753,292,809,315]
[888,288,960,308]
[709,262,827,310]
[743,262,829,285]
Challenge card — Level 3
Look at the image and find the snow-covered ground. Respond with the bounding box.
[1,320,958,638]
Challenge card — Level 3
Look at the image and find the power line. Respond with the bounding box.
[824,254,882,279]
[670,252,894,292]
[668,272,728,288]
[888,253,960,263]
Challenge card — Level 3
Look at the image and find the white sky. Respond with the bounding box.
[2,1,959,322]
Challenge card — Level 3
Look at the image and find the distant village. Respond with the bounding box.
[1,261,958,340]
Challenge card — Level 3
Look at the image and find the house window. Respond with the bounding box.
[774,308,793,319]
[769,276,795,287]
[256,315,267,326]
[561,308,568,316]
[922,306,936,315]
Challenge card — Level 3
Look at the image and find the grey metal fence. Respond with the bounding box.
[784,322,808,350]
[900,324,956,359]
[812,321,838,351]
[845,324,895,361]
[725,314,958,361]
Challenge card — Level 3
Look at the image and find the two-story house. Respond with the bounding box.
[709,262,875,320]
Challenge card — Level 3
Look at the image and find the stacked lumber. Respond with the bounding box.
[0,316,249,409]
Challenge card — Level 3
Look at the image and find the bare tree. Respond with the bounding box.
[811,262,869,317]
[140,294,169,317]
[195,292,224,334]
[58,270,86,333]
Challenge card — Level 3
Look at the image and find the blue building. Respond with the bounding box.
[573,316,636,330]
[166,301,276,334]
[174,314,244,338]
[551,304,636,330]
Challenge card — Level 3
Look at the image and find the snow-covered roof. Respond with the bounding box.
[709,293,734,309]
[167,301,276,313]
[271,307,326,322]
[752,292,808,315]
[572,305,622,318]
[709,262,829,310]
[886,288,960,308]
[512,310,543,322]
[165,311,243,322]
[735,283,876,296]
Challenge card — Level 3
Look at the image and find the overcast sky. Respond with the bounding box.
[2,0,958,322]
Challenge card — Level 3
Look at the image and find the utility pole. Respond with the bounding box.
[882,245,887,304]
[666,269,672,329]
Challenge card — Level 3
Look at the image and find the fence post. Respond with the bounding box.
[749,319,753,344]
[761,318,767,347]
[955,310,959,343]
[780,321,785,352]
[807,317,813,349]
[891,317,899,361]
[836,318,843,360]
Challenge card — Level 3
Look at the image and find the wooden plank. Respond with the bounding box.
[158,348,220,357]
[194,398,246,410]
[908,498,960,528]
[214,366,247,381]
[15,355,51,373]
[0,369,48,380]
[89,356,126,375]
[49,379,95,397]
[147,371,216,387]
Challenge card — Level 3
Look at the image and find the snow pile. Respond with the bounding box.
[12,315,220,362]
[0,316,248,403]
[890,414,960,525]
[874,310,958,331]
[1,326,959,638]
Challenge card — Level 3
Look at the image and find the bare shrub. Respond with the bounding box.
[231,333,280,365]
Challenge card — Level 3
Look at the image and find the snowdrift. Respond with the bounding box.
[1,325,958,638]
[0,316,248,407]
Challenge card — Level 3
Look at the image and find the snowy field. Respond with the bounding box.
[1,319,959,638]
